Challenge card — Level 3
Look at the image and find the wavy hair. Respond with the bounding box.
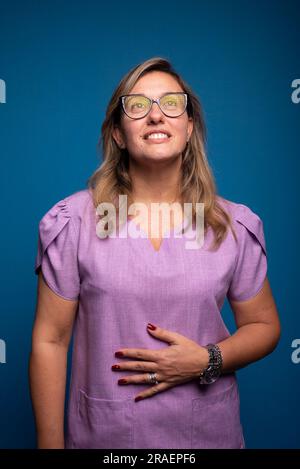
[87,57,237,250]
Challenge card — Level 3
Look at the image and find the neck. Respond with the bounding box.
[129,156,182,205]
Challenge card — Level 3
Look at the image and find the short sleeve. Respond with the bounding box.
[34,198,80,300]
[227,204,267,302]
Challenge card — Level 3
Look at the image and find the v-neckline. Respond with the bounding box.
[127,215,189,254]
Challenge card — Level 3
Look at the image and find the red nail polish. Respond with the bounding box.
[135,396,143,402]
[111,365,121,370]
[115,351,124,357]
[118,379,127,384]
[147,323,156,330]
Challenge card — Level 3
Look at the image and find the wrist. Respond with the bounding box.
[198,343,223,385]
[194,346,210,378]
[200,346,210,372]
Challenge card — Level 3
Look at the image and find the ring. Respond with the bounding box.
[148,372,159,385]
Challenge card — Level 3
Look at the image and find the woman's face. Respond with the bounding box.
[113,71,193,164]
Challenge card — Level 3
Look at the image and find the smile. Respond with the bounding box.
[144,132,171,142]
[147,132,169,139]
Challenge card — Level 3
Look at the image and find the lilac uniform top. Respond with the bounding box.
[34,188,267,449]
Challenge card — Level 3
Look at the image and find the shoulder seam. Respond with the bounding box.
[62,196,81,241]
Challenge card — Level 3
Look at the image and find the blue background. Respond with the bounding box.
[0,0,299,448]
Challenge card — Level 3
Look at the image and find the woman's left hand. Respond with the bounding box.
[112,323,210,402]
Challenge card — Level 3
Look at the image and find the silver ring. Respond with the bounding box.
[148,372,159,385]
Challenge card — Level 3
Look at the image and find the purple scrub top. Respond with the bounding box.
[34,188,267,449]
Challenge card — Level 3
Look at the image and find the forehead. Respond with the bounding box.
[129,71,183,98]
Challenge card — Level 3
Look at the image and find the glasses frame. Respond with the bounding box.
[119,92,188,119]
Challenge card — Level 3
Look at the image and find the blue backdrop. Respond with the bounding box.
[0,0,299,449]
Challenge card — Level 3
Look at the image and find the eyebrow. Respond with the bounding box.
[126,91,184,98]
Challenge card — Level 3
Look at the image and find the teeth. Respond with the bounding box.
[147,133,169,139]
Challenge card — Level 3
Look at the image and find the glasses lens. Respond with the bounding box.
[123,95,150,118]
[159,93,186,116]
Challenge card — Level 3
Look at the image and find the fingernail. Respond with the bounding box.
[135,396,143,402]
[115,351,124,357]
[118,379,127,384]
[111,365,121,370]
[147,323,156,331]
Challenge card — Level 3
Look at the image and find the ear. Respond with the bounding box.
[187,117,193,142]
[112,126,126,149]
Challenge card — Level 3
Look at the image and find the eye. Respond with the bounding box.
[160,94,181,108]
[132,102,145,109]
[166,100,177,106]
[124,96,149,114]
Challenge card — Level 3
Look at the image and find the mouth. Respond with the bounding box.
[143,131,172,143]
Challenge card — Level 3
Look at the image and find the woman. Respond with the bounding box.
[29,57,281,449]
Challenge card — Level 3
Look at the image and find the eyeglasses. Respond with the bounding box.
[120,92,188,119]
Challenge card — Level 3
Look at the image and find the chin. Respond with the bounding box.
[146,153,180,162]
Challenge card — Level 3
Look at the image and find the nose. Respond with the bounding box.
[146,101,165,122]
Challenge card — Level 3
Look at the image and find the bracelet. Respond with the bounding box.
[199,343,223,385]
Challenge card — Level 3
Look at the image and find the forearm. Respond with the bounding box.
[29,342,68,449]
[216,322,280,374]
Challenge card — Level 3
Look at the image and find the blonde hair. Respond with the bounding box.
[87,56,237,250]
